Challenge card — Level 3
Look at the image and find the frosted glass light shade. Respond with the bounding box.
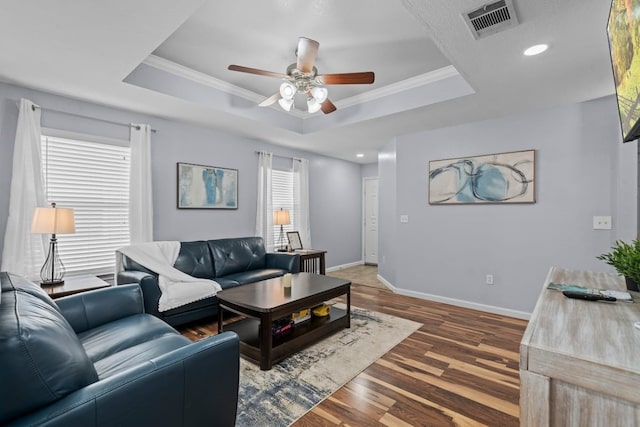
[273,209,290,225]
[31,206,76,234]
[311,86,328,103]
[279,82,296,100]
[307,98,321,113]
[278,98,294,111]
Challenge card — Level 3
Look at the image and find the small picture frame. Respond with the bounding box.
[287,231,303,250]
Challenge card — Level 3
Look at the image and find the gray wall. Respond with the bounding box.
[379,96,638,314]
[378,140,397,285]
[0,82,363,269]
[361,162,378,178]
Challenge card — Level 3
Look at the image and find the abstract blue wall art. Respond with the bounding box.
[177,162,238,209]
[428,150,535,204]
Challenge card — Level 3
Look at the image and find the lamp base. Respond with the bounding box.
[40,279,64,287]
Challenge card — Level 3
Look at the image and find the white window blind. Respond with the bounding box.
[272,169,297,241]
[41,135,130,277]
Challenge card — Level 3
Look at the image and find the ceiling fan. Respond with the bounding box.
[228,37,375,114]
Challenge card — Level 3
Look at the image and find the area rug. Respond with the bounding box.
[235,304,422,426]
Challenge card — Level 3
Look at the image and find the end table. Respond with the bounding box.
[41,275,112,299]
[295,249,327,275]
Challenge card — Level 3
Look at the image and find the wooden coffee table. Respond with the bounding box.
[217,272,350,370]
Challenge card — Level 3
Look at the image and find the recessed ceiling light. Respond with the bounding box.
[356,153,364,158]
[523,44,548,56]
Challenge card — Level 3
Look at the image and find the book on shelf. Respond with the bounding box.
[271,317,294,336]
[547,282,633,302]
[291,308,311,324]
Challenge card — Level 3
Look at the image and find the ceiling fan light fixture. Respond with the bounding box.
[228,37,374,115]
[279,82,296,100]
[307,97,321,114]
[278,98,294,111]
[311,86,328,103]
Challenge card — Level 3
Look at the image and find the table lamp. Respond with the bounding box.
[31,202,76,285]
[273,208,290,251]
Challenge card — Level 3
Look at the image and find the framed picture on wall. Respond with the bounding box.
[428,149,535,204]
[287,231,303,250]
[177,162,238,209]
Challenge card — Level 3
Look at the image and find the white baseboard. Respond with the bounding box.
[326,260,364,273]
[377,274,530,320]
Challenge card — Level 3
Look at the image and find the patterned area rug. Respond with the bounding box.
[236,304,422,426]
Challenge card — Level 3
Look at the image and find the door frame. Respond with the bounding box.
[362,176,379,265]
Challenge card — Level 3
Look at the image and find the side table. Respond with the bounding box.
[295,249,327,275]
[41,275,112,299]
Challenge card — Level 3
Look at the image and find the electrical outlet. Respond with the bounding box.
[486,274,494,285]
[593,216,612,230]
[400,215,409,223]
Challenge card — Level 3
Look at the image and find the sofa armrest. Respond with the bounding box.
[7,332,240,427]
[56,284,144,334]
[117,270,163,319]
[266,252,300,273]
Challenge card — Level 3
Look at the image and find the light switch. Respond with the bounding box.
[593,216,612,230]
[400,215,409,223]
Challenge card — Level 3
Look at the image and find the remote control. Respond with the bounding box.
[562,290,616,302]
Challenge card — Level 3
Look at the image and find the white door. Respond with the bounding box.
[364,178,378,265]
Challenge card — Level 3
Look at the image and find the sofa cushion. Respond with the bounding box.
[78,314,181,363]
[208,237,267,277]
[174,240,216,278]
[93,334,191,379]
[163,295,219,315]
[0,273,98,424]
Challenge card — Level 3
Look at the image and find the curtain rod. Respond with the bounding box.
[25,103,157,133]
[255,151,304,162]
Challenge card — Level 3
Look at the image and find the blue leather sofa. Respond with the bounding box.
[117,237,300,326]
[0,272,239,427]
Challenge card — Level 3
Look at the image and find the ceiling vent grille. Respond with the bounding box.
[462,0,519,40]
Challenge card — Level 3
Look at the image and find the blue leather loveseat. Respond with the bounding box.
[0,272,239,427]
[117,236,300,326]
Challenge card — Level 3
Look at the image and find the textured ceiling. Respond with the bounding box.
[0,0,616,163]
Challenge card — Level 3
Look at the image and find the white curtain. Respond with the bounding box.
[255,152,274,251]
[1,99,47,279]
[293,158,312,249]
[129,124,153,244]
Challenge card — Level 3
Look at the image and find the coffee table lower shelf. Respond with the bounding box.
[223,307,348,369]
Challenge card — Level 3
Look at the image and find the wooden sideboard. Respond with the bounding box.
[520,267,640,426]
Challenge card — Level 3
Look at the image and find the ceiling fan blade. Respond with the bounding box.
[296,37,319,74]
[228,64,287,79]
[316,72,375,85]
[258,92,281,107]
[321,98,337,114]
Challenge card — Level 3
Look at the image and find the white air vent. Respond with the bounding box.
[462,0,519,40]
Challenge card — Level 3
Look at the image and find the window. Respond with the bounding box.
[41,134,130,277]
[272,169,297,245]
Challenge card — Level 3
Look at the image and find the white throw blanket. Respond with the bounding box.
[116,241,221,312]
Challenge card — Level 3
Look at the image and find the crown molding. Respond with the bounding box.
[334,65,460,109]
[143,55,309,118]
[143,55,262,102]
[143,55,459,117]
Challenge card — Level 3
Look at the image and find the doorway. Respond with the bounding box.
[363,177,378,265]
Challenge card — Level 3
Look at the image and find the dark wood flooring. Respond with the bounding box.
[178,282,528,426]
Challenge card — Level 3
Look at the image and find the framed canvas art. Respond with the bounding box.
[177,162,238,209]
[429,149,535,204]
